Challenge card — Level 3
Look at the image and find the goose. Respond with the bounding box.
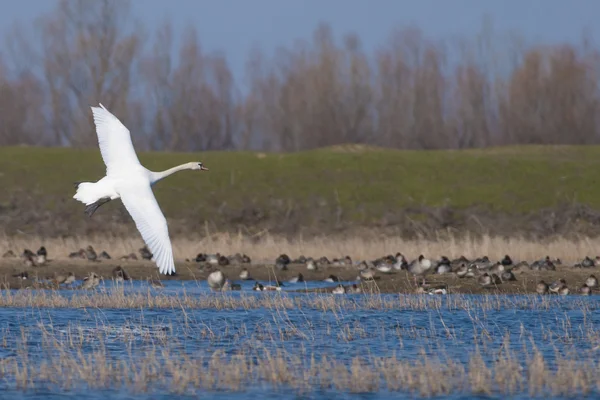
[375,261,393,274]
[407,255,434,284]
[500,270,517,282]
[64,272,76,285]
[23,254,36,267]
[81,272,101,290]
[22,249,35,259]
[579,284,592,296]
[500,255,513,266]
[12,271,28,280]
[53,271,69,285]
[318,256,331,266]
[489,263,505,275]
[512,261,529,272]
[536,280,549,295]
[549,279,567,294]
[586,274,599,288]
[581,256,595,268]
[294,255,307,264]
[218,255,230,266]
[558,286,570,296]
[139,246,153,260]
[348,283,362,294]
[306,259,317,271]
[239,268,252,280]
[419,287,448,295]
[69,249,86,259]
[471,256,492,270]
[112,266,131,282]
[359,268,376,281]
[393,253,408,271]
[253,282,281,292]
[455,263,469,278]
[332,284,346,294]
[436,263,452,274]
[205,254,220,265]
[222,279,241,291]
[275,254,290,270]
[477,273,493,287]
[85,245,98,262]
[36,247,48,265]
[73,104,208,276]
[207,270,226,289]
[288,273,304,284]
[228,253,244,265]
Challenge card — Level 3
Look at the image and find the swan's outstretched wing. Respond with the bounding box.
[90,103,142,176]
[119,184,175,275]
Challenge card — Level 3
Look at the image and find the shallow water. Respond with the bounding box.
[1,280,599,399]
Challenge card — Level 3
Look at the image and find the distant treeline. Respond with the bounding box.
[0,0,599,151]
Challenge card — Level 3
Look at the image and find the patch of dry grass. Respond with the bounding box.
[0,281,597,396]
[0,288,595,311]
[2,233,600,265]
[0,320,599,396]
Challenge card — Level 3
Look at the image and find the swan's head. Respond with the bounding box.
[190,162,209,171]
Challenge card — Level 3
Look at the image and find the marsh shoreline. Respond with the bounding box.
[0,259,596,295]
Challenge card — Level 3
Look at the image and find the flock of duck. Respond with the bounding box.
[196,252,600,295]
[2,246,600,295]
[1,245,153,266]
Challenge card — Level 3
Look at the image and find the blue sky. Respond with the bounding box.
[0,0,598,80]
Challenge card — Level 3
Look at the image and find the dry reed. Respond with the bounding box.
[2,233,600,265]
[0,288,595,311]
[0,282,596,396]
[0,317,598,397]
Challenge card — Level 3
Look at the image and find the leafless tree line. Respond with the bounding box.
[1,0,599,151]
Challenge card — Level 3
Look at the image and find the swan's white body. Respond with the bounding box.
[73,104,208,275]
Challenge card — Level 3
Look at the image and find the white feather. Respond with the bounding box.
[91,103,142,177]
[119,183,175,275]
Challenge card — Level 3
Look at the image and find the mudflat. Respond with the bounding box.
[0,258,596,295]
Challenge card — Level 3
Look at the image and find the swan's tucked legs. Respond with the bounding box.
[84,197,112,218]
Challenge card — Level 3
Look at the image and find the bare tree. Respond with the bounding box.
[2,11,600,151]
[500,44,600,145]
[0,59,46,145]
[450,63,491,148]
[38,0,142,146]
[141,24,237,151]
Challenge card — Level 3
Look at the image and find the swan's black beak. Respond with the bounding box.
[200,165,209,171]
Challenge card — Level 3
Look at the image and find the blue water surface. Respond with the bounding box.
[0,278,597,399]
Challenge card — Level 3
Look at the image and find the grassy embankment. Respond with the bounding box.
[0,144,599,239]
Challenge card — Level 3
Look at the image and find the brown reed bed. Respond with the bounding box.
[0,288,595,311]
[1,324,599,396]
[2,232,600,295]
[3,232,600,265]
[0,288,598,397]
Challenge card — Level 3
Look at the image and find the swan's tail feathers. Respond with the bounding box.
[73,182,96,205]
[84,197,112,218]
[73,181,113,206]
[73,181,83,189]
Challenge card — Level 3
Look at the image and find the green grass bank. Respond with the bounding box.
[1,144,599,238]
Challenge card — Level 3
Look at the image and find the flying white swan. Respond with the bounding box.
[73,103,209,275]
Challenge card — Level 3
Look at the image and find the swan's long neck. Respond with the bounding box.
[149,163,192,185]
